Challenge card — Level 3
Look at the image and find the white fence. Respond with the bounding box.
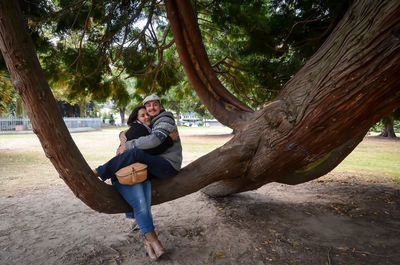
[63,118,102,129]
[0,117,102,131]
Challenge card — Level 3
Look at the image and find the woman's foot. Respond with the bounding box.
[144,237,157,260]
[144,230,165,259]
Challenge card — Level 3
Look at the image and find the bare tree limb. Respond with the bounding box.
[68,0,93,71]
[283,17,325,44]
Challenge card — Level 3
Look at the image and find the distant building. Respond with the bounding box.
[178,112,223,127]
[204,119,224,127]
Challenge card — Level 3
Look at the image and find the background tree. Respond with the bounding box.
[0,0,399,214]
[0,71,15,115]
[378,107,400,138]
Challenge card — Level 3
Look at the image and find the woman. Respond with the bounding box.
[95,105,173,260]
[119,106,173,232]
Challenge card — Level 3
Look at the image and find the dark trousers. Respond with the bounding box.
[96,148,178,181]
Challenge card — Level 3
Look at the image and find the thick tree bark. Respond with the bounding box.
[0,0,400,213]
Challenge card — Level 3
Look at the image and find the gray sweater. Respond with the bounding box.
[125,110,183,171]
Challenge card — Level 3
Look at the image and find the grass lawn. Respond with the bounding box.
[0,128,399,195]
[332,137,400,181]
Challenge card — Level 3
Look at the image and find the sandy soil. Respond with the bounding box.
[1,173,399,265]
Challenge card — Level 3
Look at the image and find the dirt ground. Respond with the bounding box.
[0,174,399,265]
[0,132,399,265]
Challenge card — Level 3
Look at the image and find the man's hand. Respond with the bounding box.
[169,130,179,141]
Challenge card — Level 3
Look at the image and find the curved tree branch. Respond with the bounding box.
[125,39,174,79]
[283,17,326,44]
[164,0,253,130]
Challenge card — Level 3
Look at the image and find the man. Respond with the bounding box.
[95,94,182,180]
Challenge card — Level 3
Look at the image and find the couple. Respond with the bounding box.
[94,94,182,260]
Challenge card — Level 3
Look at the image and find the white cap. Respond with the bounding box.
[143,94,161,105]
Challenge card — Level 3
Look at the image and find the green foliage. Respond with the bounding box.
[37,0,180,111]
[370,121,400,133]
[161,78,213,120]
[195,0,352,108]
[56,100,80,117]
[0,72,15,115]
[370,106,400,133]
[85,101,100,117]
[156,56,183,91]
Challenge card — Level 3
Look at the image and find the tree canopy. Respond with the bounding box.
[1,0,353,113]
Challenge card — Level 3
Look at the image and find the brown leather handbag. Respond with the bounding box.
[115,162,148,185]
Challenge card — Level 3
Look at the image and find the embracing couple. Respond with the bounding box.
[93,94,182,260]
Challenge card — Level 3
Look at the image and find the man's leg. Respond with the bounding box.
[96,148,177,180]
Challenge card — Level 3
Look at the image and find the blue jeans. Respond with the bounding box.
[112,179,154,235]
[96,148,178,235]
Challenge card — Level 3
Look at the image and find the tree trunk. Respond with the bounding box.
[78,99,86,117]
[0,0,400,213]
[176,109,181,126]
[119,106,126,125]
[379,116,397,138]
[0,0,130,213]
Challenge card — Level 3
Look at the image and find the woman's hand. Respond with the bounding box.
[119,130,127,142]
[116,144,126,155]
[116,130,128,155]
[169,130,179,141]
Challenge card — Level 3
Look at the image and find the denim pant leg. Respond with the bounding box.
[124,179,152,220]
[96,148,178,181]
[112,179,154,235]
